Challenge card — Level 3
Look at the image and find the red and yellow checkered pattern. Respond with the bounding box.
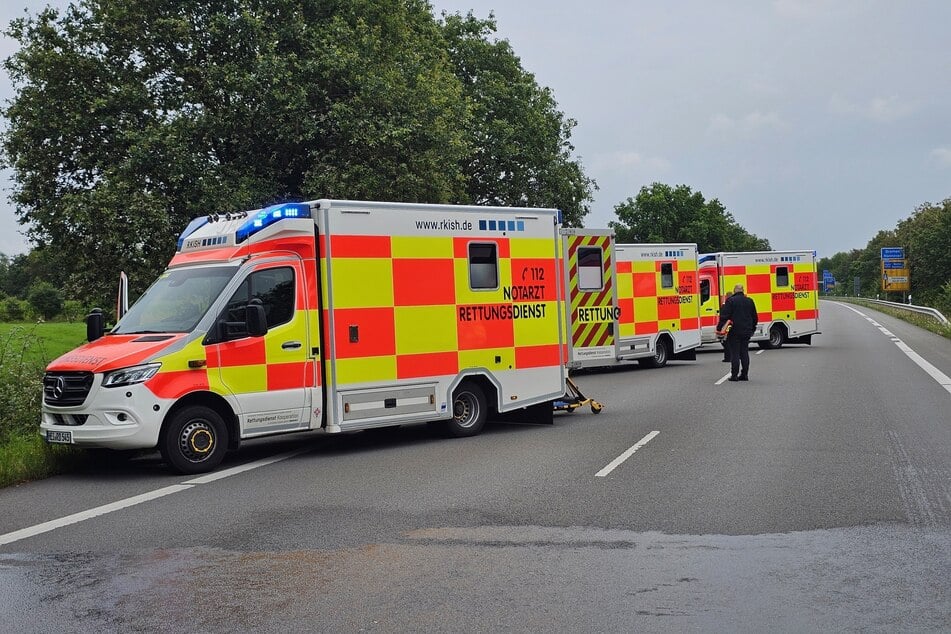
[323,234,562,386]
[617,257,700,336]
[721,264,818,323]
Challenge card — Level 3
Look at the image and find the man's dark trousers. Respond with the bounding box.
[727,333,751,378]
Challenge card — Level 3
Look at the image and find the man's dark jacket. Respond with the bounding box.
[717,292,758,337]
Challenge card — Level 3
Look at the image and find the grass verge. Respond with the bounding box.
[0,431,89,488]
[1,321,89,488]
[825,298,951,340]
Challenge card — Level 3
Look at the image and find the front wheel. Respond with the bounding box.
[446,382,488,438]
[160,406,229,474]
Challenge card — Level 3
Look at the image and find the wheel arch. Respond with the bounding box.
[163,391,240,452]
[450,371,500,416]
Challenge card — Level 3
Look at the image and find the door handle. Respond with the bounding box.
[281,341,302,350]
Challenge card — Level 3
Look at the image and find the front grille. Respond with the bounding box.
[51,413,89,426]
[43,372,94,407]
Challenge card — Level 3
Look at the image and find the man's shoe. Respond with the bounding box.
[728,376,739,382]
[738,376,748,381]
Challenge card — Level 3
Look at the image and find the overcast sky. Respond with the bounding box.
[2,0,949,258]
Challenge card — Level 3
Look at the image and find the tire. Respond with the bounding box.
[763,325,785,350]
[446,382,488,438]
[639,337,670,368]
[160,405,229,474]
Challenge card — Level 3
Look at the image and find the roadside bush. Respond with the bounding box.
[0,325,45,439]
[934,281,951,319]
[3,297,26,321]
[61,299,87,323]
[28,281,64,320]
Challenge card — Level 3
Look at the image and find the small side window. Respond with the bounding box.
[776,266,790,287]
[469,243,498,290]
[660,262,674,289]
[700,279,711,304]
[578,247,603,291]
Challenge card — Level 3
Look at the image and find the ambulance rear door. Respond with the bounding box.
[560,228,619,368]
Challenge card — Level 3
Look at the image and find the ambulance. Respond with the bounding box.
[40,200,567,473]
[561,229,701,369]
[698,250,820,349]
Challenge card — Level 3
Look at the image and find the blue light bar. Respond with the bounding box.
[235,203,311,243]
[176,216,210,251]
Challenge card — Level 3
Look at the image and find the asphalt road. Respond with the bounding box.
[1,299,949,632]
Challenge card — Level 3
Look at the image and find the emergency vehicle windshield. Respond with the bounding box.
[112,265,239,335]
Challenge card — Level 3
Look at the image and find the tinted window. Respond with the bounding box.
[578,247,603,291]
[776,266,790,287]
[660,263,674,289]
[469,243,498,290]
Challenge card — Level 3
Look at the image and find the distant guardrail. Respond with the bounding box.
[856,298,949,326]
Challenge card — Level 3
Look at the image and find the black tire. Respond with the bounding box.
[446,382,488,438]
[639,337,670,368]
[160,405,228,474]
[763,325,785,349]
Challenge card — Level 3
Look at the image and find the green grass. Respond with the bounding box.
[0,322,87,366]
[825,298,951,340]
[0,321,89,488]
[0,432,88,487]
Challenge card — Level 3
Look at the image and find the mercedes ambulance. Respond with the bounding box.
[41,200,567,473]
[561,229,701,369]
[698,250,820,349]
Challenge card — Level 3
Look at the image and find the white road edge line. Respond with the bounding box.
[0,448,310,547]
[756,349,765,355]
[838,302,951,397]
[596,431,659,478]
[0,484,193,546]
[715,373,732,385]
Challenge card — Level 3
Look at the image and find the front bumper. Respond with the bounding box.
[40,376,171,450]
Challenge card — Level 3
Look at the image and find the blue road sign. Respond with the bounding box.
[881,247,904,259]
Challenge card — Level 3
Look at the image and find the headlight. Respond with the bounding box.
[102,363,161,388]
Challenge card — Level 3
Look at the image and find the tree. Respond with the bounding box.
[896,198,951,303]
[609,183,770,252]
[2,0,472,308]
[440,12,595,226]
[27,281,64,320]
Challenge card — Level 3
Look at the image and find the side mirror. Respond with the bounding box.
[86,308,105,342]
[246,302,267,337]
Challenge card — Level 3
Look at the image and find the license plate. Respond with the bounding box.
[46,430,72,444]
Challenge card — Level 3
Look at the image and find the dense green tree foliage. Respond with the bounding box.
[610,182,770,252]
[440,12,594,226]
[818,198,951,314]
[2,1,593,307]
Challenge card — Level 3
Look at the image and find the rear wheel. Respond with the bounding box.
[160,405,228,474]
[446,382,488,438]
[761,324,785,349]
[639,337,670,368]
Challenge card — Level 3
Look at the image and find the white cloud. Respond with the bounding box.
[707,110,786,137]
[931,147,951,167]
[590,151,671,174]
[829,94,918,122]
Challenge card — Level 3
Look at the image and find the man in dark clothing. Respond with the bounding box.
[716,283,758,381]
